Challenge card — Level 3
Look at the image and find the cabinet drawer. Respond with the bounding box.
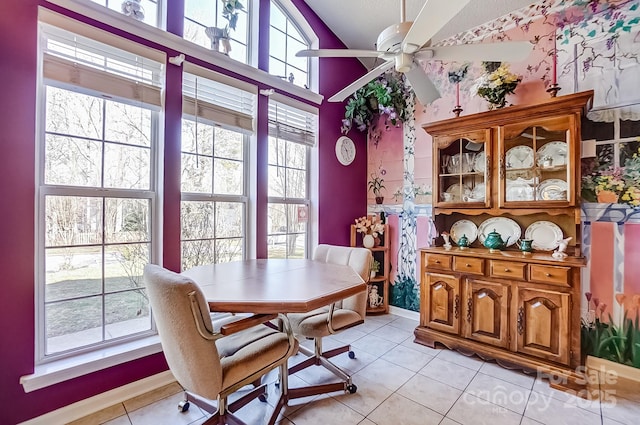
[529,264,570,287]
[425,254,452,271]
[453,257,484,275]
[490,260,526,280]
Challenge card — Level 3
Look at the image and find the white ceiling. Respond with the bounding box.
[303,0,538,68]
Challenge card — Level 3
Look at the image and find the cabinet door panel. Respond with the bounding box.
[463,279,509,348]
[515,287,570,365]
[422,273,460,334]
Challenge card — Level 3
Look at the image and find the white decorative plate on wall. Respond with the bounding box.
[478,217,521,247]
[506,145,534,169]
[525,221,564,251]
[450,220,478,245]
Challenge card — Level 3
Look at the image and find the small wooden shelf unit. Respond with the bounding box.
[350,222,390,315]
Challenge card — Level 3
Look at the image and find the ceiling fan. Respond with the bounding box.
[297,0,532,106]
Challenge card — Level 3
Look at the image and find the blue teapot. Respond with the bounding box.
[483,229,505,252]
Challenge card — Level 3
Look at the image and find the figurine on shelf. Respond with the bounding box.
[368,285,383,308]
[441,231,452,250]
[552,237,572,259]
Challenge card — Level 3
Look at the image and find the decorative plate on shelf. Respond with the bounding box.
[537,179,568,200]
[470,183,486,201]
[450,220,478,245]
[444,183,471,202]
[506,145,534,169]
[536,141,567,167]
[473,151,486,173]
[525,221,564,251]
[478,217,521,247]
[505,178,534,201]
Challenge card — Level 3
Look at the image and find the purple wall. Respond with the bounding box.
[0,0,367,422]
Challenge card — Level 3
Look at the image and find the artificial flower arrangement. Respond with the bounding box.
[341,72,410,135]
[354,215,385,237]
[473,61,522,109]
[582,145,640,207]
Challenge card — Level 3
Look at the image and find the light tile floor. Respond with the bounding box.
[75,313,639,425]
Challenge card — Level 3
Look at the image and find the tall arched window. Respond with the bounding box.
[183,0,250,64]
[269,1,310,88]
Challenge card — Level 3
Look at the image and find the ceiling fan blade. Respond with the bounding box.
[421,41,532,62]
[328,61,395,102]
[296,49,388,58]
[404,64,441,106]
[402,0,471,54]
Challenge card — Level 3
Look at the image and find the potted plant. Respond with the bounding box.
[370,259,381,279]
[206,0,244,54]
[341,72,410,136]
[368,173,385,204]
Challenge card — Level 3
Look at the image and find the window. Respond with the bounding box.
[180,65,256,269]
[183,0,250,64]
[89,0,162,27]
[37,24,164,360]
[267,99,316,258]
[583,117,640,168]
[269,1,310,88]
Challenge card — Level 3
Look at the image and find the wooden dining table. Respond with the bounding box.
[181,258,367,416]
[181,258,367,314]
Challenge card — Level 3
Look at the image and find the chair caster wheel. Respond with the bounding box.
[346,384,357,394]
[348,351,356,359]
[178,400,190,412]
[258,393,268,402]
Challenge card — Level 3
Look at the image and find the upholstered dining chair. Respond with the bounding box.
[144,264,298,425]
[287,244,372,395]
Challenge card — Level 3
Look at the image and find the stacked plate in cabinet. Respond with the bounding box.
[536,141,567,167]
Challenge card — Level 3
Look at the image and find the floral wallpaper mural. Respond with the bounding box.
[344,0,640,368]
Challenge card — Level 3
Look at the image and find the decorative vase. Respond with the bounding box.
[375,196,384,204]
[205,27,231,54]
[597,190,619,204]
[363,234,375,248]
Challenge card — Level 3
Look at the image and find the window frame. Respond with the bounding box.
[35,23,164,363]
[267,97,317,259]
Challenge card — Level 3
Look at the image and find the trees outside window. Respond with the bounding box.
[37,25,163,359]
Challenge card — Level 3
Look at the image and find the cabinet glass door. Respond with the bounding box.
[434,130,490,208]
[500,116,575,207]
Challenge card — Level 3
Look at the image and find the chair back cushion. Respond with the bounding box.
[144,264,223,400]
[312,244,372,319]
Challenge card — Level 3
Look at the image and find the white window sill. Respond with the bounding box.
[20,336,163,393]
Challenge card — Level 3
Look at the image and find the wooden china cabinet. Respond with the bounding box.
[416,91,593,392]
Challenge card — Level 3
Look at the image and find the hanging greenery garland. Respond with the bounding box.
[341,72,412,135]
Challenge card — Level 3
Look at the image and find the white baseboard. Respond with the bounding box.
[389,305,420,321]
[19,370,176,425]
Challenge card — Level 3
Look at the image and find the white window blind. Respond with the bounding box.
[268,99,317,147]
[182,68,256,135]
[40,23,164,108]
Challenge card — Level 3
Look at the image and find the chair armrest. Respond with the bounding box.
[220,313,278,335]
